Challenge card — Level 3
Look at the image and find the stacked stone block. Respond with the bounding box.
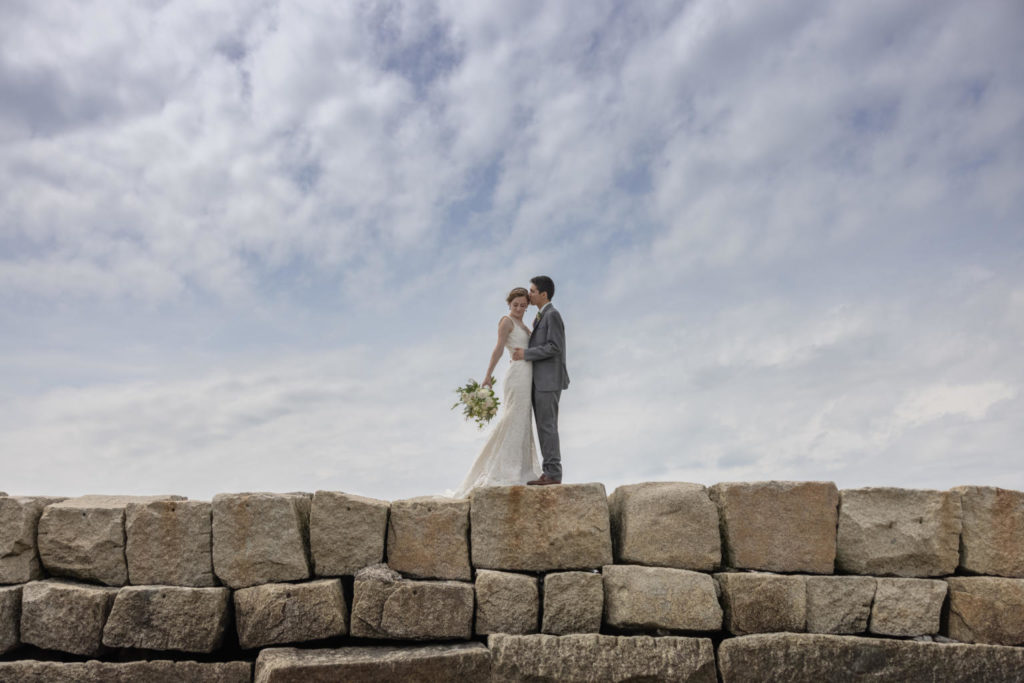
[474,569,539,635]
[212,492,312,588]
[234,579,348,649]
[710,480,839,573]
[836,487,962,576]
[309,490,388,576]
[387,495,471,580]
[0,480,1021,681]
[541,571,603,634]
[604,564,722,632]
[20,579,118,655]
[608,482,720,570]
[0,496,65,583]
[125,499,215,586]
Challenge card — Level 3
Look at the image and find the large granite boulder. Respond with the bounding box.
[387,496,471,580]
[471,484,612,571]
[125,500,215,586]
[710,481,838,574]
[608,482,720,570]
[37,495,183,586]
[717,633,1024,682]
[946,577,1024,646]
[20,579,118,656]
[310,491,388,576]
[603,565,722,632]
[0,496,65,583]
[836,487,961,576]
[805,575,875,634]
[0,660,251,682]
[212,492,311,589]
[0,585,20,654]
[489,634,717,683]
[475,570,539,635]
[954,486,1024,577]
[716,572,806,636]
[234,579,348,649]
[102,585,231,652]
[349,564,473,640]
[868,578,946,637]
[254,644,490,683]
[542,571,603,635]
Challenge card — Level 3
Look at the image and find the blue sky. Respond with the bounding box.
[1,0,1022,500]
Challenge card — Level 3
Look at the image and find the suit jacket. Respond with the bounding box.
[525,304,570,392]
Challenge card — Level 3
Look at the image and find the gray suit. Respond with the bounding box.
[525,303,569,481]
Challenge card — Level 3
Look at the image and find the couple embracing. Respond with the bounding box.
[451,276,569,498]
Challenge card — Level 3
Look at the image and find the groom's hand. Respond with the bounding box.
[512,348,525,360]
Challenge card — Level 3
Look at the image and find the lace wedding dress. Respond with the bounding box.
[449,320,541,498]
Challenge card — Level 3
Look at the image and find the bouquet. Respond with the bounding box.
[452,378,500,429]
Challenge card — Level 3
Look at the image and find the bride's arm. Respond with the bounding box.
[482,317,514,387]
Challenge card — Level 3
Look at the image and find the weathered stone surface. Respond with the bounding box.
[805,575,875,634]
[946,577,1024,645]
[0,585,20,654]
[125,499,215,587]
[471,484,612,571]
[350,564,473,640]
[717,572,806,636]
[608,482,721,571]
[310,491,388,576]
[0,496,65,584]
[869,577,946,637]
[475,569,538,635]
[710,481,838,574]
[234,579,348,649]
[717,632,1024,682]
[20,579,118,656]
[542,571,603,635]
[954,486,1024,577]
[836,487,962,577]
[604,565,722,632]
[254,643,490,683]
[102,585,231,652]
[387,496,470,580]
[489,634,717,683]
[212,492,311,589]
[37,495,183,586]
[0,660,251,682]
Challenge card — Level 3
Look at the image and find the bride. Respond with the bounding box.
[450,287,541,498]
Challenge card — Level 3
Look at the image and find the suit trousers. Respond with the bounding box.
[532,387,562,481]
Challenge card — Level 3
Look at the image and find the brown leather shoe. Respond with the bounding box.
[527,475,562,486]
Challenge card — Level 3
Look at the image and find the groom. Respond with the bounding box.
[513,275,569,485]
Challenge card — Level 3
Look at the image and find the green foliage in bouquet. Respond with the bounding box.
[452,378,500,429]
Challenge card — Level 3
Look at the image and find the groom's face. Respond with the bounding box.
[529,283,541,306]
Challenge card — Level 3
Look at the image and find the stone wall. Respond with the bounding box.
[0,482,1022,681]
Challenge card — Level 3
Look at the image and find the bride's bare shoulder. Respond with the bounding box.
[498,315,514,329]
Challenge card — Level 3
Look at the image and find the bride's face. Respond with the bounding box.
[508,296,529,319]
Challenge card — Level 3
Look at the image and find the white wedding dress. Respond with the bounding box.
[450,320,541,498]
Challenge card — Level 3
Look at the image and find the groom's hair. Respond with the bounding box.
[531,276,555,300]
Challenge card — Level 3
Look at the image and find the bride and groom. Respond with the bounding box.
[451,275,570,498]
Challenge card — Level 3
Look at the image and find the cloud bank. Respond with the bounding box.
[1,0,1021,498]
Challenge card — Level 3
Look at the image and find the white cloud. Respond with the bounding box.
[895,382,1017,426]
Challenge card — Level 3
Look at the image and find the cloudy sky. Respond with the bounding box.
[1,0,1022,501]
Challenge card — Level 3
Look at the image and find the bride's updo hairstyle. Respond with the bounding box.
[506,287,529,304]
